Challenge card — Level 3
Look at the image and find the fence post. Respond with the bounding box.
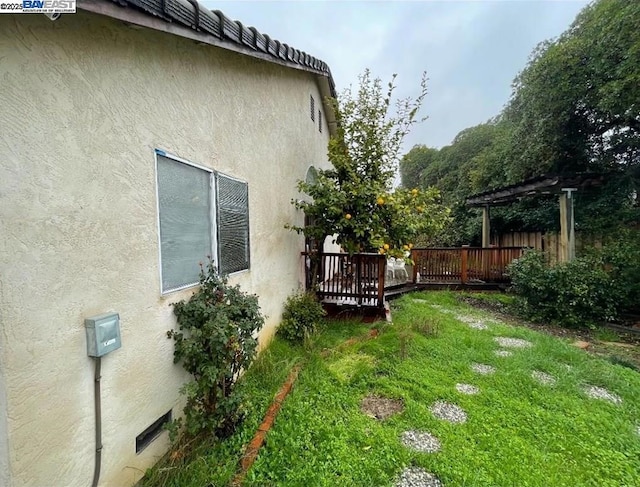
[377,255,385,307]
[411,250,418,283]
[355,254,362,306]
[461,246,469,284]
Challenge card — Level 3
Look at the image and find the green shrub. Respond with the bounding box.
[277,292,326,343]
[597,229,640,313]
[167,260,265,438]
[508,250,617,328]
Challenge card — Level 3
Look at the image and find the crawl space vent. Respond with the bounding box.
[136,410,171,453]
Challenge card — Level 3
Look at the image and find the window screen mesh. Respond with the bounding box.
[157,155,212,292]
[216,173,250,275]
[310,95,315,121]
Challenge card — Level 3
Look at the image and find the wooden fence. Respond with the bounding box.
[411,247,526,284]
[492,232,602,263]
[303,247,526,307]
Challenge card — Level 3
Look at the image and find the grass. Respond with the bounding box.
[142,292,640,487]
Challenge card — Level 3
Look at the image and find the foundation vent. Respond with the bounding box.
[136,410,172,453]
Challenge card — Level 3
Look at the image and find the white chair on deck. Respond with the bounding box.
[386,257,396,280]
[392,257,409,281]
[386,257,409,281]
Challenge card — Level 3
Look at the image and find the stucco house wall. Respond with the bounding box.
[0,10,332,487]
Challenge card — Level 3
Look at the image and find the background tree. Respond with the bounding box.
[401,0,639,244]
[288,69,450,257]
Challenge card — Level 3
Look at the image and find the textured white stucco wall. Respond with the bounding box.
[0,315,9,487]
[0,11,331,487]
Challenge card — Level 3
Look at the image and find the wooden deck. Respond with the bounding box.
[303,247,526,309]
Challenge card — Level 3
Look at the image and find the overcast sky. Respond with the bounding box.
[203,0,589,150]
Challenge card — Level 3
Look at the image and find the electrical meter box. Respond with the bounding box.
[85,312,121,357]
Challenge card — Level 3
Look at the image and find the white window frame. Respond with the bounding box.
[154,149,251,294]
[154,149,219,295]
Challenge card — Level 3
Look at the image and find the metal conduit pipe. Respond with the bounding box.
[91,357,102,487]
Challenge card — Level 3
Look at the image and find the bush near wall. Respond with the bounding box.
[168,261,265,438]
[508,250,619,328]
[277,292,326,343]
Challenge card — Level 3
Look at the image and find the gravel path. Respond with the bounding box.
[455,383,479,395]
[531,370,556,385]
[471,363,496,375]
[430,401,467,423]
[429,304,454,314]
[401,430,442,453]
[455,314,490,330]
[396,297,632,485]
[494,337,533,348]
[396,467,443,487]
[583,385,622,404]
[494,349,513,357]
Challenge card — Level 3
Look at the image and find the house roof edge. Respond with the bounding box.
[77,0,337,103]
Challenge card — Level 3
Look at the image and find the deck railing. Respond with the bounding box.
[303,252,386,307]
[303,247,526,307]
[411,247,526,284]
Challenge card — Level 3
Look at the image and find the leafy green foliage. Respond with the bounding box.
[167,260,265,438]
[277,292,327,343]
[596,229,640,312]
[508,250,618,328]
[289,69,450,256]
[505,0,640,179]
[509,230,640,327]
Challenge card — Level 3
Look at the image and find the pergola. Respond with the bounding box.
[466,174,605,262]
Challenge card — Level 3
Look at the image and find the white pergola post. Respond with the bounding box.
[559,188,577,262]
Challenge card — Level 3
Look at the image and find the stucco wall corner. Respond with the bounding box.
[0,278,11,487]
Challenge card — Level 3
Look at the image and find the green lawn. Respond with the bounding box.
[142,292,640,487]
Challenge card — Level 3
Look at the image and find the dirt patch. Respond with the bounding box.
[360,395,404,420]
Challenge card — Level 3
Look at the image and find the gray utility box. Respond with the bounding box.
[85,312,121,357]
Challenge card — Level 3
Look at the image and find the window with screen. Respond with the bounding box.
[156,151,250,293]
[216,173,250,275]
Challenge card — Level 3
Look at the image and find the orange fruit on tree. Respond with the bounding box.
[345,213,352,220]
[383,243,390,250]
[376,197,385,205]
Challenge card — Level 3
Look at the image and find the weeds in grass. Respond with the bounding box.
[606,354,640,372]
[412,316,441,337]
[594,327,620,342]
[398,327,410,360]
[142,293,640,487]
